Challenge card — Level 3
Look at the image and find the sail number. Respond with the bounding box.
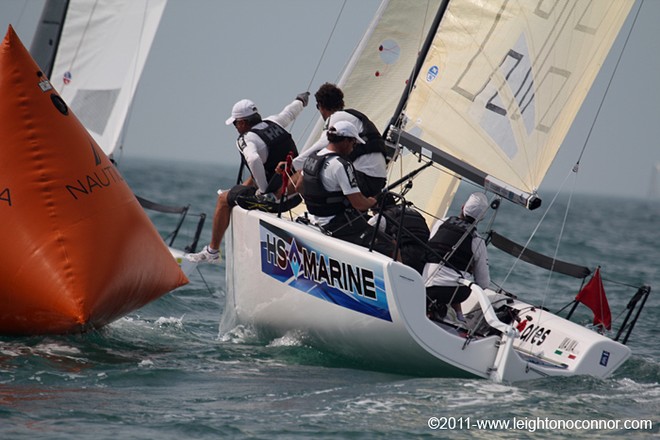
[519,323,551,346]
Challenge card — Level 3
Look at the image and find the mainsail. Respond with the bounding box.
[389,0,634,218]
[30,0,167,157]
[306,0,635,221]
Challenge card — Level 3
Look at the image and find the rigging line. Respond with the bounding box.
[601,277,640,290]
[575,0,644,166]
[66,0,100,90]
[305,0,348,93]
[195,266,214,295]
[291,0,347,143]
[536,170,577,320]
[117,0,152,162]
[13,2,29,28]
[498,165,576,291]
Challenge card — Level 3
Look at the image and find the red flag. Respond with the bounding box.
[576,268,611,330]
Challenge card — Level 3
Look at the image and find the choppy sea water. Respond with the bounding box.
[1,157,658,439]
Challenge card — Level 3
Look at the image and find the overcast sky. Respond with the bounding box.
[2,0,659,199]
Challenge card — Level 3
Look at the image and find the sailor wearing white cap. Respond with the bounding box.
[423,192,491,325]
[187,91,310,264]
[297,121,393,256]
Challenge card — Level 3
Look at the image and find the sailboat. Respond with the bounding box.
[220,0,651,381]
[29,0,205,276]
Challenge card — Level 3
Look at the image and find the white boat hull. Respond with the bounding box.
[223,207,630,382]
[169,247,197,277]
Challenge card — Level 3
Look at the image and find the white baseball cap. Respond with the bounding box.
[327,120,365,144]
[463,192,489,220]
[225,99,258,125]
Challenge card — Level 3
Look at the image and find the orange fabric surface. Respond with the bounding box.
[0,26,188,334]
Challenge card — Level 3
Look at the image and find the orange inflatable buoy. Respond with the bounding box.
[0,26,188,335]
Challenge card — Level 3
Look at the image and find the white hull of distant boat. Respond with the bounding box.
[222,208,630,381]
[169,248,198,277]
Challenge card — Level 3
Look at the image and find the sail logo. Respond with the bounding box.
[259,220,391,321]
[426,65,439,82]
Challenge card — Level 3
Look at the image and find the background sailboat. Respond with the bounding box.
[31,0,166,159]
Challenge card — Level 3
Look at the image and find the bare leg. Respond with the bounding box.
[210,191,231,250]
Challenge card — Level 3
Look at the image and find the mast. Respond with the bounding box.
[29,0,69,77]
[386,0,450,134]
[383,0,542,210]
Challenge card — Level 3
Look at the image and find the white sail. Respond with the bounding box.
[49,0,167,157]
[396,0,634,218]
[303,0,441,150]
[300,0,456,222]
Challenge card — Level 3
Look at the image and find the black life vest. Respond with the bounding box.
[242,120,298,187]
[426,216,475,272]
[382,205,430,246]
[343,109,387,162]
[302,152,351,217]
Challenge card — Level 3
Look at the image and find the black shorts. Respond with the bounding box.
[426,285,471,318]
[399,244,427,275]
[426,285,471,305]
[355,171,386,198]
[324,212,396,258]
[324,211,369,242]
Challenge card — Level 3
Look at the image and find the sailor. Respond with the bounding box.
[291,83,387,197]
[423,192,491,324]
[297,120,392,254]
[187,93,309,264]
[368,198,431,274]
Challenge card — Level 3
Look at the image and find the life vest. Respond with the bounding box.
[302,152,350,217]
[382,206,430,246]
[426,216,475,272]
[243,120,298,184]
[343,109,387,161]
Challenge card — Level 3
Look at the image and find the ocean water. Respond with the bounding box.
[1,157,658,439]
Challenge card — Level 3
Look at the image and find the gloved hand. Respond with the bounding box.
[255,190,277,203]
[296,91,310,107]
